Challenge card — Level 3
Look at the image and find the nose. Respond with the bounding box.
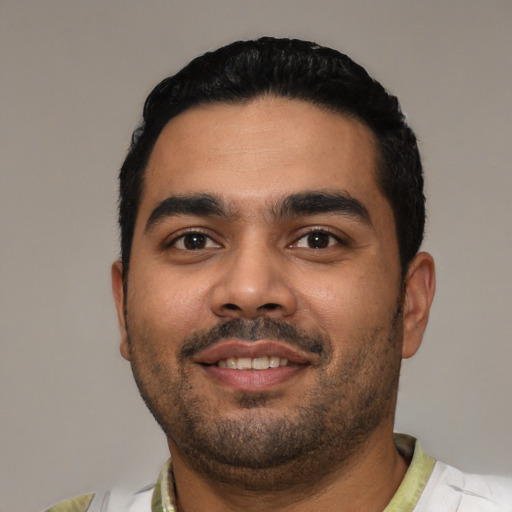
[210,244,298,320]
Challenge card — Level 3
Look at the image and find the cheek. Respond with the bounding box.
[127,268,214,343]
[297,264,398,338]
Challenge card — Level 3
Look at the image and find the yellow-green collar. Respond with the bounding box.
[383,434,436,512]
[152,459,175,512]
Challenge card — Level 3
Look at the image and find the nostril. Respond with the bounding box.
[259,303,280,311]
[218,302,285,316]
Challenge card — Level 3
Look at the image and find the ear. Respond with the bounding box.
[401,252,436,359]
[111,259,131,361]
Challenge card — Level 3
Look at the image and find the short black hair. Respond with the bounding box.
[119,37,425,276]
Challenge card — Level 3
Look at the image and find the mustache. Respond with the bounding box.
[179,318,330,361]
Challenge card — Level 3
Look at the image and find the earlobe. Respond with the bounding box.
[401,252,436,359]
[111,259,131,361]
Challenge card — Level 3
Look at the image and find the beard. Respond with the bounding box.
[127,306,403,491]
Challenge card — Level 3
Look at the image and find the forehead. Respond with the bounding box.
[138,97,390,227]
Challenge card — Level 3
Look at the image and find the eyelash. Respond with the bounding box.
[165,227,346,252]
[291,229,346,250]
[165,230,221,251]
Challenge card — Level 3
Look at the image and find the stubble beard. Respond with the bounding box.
[128,308,403,492]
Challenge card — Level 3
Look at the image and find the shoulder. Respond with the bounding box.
[44,494,94,512]
[43,486,154,512]
[416,461,512,512]
[43,459,172,512]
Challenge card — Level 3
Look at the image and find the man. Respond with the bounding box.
[46,38,511,511]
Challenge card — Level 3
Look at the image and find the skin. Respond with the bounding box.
[112,97,435,512]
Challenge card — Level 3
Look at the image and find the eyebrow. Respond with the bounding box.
[274,191,371,225]
[144,194,229,232]
[144,189,371,233]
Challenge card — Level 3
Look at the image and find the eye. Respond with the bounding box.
[171,232,220,250]
[294,231,341,249]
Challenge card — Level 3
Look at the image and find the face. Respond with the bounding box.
[113,97,427,489]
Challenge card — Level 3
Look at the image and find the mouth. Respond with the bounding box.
[215,355,289,370]
[192,340,313,391]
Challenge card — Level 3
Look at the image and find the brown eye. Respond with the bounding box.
[183,234,207,250]
[306,232,330,249]
[171,233,220,250]
[295,231,339,249]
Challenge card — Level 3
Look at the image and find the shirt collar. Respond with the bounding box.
[383,434,436,512]
[151,459,175,512]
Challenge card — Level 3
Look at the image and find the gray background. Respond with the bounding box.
[1,1,511,510]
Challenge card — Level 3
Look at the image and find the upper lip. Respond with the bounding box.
[191,340,315,365]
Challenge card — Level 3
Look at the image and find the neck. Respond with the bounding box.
[167,427,408,512]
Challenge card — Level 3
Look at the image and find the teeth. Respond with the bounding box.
[237,357,252,370]
[252,356,269,370]
[216,356,290,370]
[269,356,280,368]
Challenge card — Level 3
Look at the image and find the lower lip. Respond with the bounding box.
[201,364,305,391]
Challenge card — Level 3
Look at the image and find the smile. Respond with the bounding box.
[193,340,314,391]
[216,356,289,370]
